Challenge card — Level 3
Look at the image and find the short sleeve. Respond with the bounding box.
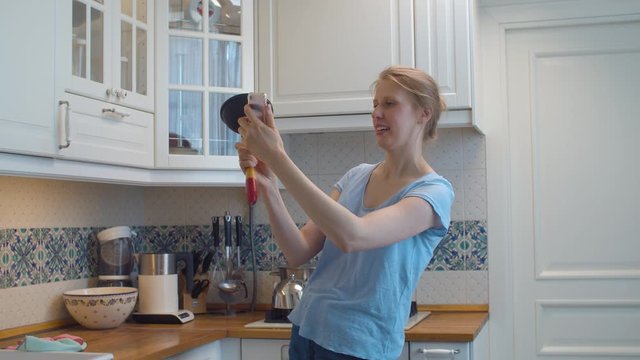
[405,176,455,237]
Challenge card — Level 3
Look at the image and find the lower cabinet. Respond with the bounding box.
[242,339,290,360]
[409,323,489,360]
[166,338,240,360]
[169,323,487,360]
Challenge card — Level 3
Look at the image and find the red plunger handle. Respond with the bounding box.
[245,167,258,205]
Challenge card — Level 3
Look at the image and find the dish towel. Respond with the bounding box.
[5,334,87,352]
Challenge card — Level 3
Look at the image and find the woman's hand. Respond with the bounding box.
[237,103,284,166]
[235,140,277,194]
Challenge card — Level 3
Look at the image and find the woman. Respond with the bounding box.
[236,66,454,360]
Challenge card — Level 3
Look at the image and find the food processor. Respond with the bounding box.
[97,226,134,287]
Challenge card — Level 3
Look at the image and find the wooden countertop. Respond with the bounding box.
[0,310,488,359]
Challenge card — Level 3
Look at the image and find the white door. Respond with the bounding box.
[496,14,640,360]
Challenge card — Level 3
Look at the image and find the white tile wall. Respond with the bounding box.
[0,177,144,229]
[0,278,93,329]
[0,126,487,330]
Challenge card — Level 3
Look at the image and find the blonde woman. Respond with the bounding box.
[236,66,454,360]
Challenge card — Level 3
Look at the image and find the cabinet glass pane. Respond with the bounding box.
[90,7,104,83]
[209,93,239,156]
[121,0,132,17]
[169,36,202,85]
[136,28,147,95]
[209,40,241,88]
[168,0,202,31]
[169,90,203,155]
[72,0,87,78]
[209,0,241,35]
[137,0,147,23]
[121,21,133,91]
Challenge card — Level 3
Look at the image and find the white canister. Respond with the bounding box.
[137,274,179,314]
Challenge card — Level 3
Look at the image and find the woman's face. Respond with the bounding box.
[371,79,426,151]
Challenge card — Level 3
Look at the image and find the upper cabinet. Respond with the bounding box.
[53,0,155,168]
[59,0,155,112]
[255,0,413,117]
[415,0,471,110]
[0,0,57,157]
[256,0,479,133]
[154,0,254,169]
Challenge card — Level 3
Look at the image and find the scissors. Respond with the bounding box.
[191,279,210,298]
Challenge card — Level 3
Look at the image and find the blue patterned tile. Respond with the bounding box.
[145,225,183,253]
[0,229,15,288]
[465,220,487,270]
[427,221,465,271]
[44,228,68,282]
[12,229,38,286]
[184,225,212,253]
[1,219,485,291]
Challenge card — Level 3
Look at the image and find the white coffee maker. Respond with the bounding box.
[132,253,195,324]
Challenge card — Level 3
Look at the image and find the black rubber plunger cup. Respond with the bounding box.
[219,93,250,134]
[220,93,273,133]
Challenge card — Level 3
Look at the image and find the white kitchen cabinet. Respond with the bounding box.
[54,93,154,167]
[56,0,154,112]
[255,0,413,119]
[241,338,290,360]
[166,338,240,360]
[256,0,479,133]
[409,323,489,360]
[0,0,57,157]
[415,0,472,110]
[52,0,155,167]
[154,0,254,169]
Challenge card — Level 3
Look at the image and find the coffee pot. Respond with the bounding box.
[132,253,195,324]
[97,226,134,287]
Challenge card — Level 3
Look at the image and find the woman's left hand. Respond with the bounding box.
[237,102,284,166]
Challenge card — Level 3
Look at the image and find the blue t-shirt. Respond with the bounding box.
[288,163,454,360]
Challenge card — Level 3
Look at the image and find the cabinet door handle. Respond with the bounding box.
[58,100,71,149]
[102,108,131,118]
[416,348,461,357]
[280,344,289,360]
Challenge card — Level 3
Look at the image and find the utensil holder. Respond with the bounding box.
[179,273,209,314]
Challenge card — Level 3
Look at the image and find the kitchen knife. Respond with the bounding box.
[201,251,213,274]
[235,215,243,266]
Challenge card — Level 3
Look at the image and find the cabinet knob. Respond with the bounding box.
[115,89,128,99]
[105,88,128,100]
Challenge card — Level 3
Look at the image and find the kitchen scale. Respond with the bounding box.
[131,310,195,324]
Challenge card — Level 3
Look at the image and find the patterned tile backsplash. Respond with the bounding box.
[0,221,486,289]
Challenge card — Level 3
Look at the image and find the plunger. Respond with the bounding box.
[219,93,271,311]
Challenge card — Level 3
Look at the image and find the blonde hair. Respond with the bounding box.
[374,66,446,140]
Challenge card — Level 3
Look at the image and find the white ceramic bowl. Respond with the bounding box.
[63,287,138,329]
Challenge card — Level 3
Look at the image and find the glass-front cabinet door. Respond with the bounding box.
[155,0,254,169]
[67,0,154,112]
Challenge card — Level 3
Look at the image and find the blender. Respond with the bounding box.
[97,226,134,287]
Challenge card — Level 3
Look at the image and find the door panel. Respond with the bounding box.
[505,20,640,359]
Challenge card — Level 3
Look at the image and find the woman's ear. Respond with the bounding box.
[418,107,433,124]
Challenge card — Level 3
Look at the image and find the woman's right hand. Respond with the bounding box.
[235,143,277,193]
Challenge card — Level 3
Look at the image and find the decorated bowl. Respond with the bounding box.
[63,287,138,329]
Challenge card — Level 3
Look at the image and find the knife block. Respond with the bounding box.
[180,273,209,314]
